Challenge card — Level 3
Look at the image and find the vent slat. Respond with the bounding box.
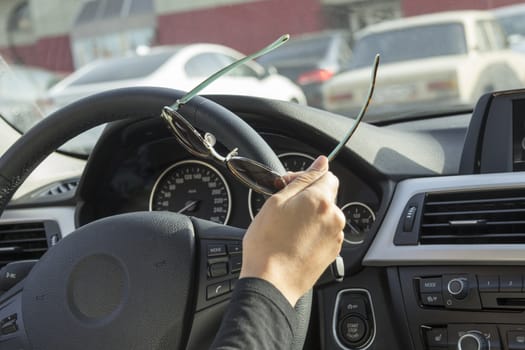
[0,221,53,267]
[40,179,78,197]
[22,248,48,253]
[0,227,44,233]
[0,238,48,245]
[424,208,525,217]
[422,220,525,229]
[426,196,525,207]
[420,189,525,244]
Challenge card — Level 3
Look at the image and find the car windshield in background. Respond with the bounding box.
[68,50,177,86]
[2,1,525,157]
[350,23,467,69]
[498,15,525,37]
[259,35,333,64]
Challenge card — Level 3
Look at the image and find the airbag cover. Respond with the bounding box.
[21,212,195,350]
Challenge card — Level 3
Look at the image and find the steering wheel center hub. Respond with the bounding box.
[21,212,196,350]
[68,254,127,322]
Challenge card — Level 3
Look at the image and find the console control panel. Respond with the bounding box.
[333,289,376,350]
[417,273,525,311]
[424,324,525,350]
[196,239,242,311]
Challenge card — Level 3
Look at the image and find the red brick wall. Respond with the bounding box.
[402,0,524,16]
[0,35,73,72]
[157,0,324,54]
[2,0,323,72]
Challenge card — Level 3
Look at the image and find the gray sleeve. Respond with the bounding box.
[210,277,299,350]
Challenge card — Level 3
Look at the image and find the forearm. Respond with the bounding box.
[210,278,298,350]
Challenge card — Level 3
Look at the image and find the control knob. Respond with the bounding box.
[447,277,468,299]
[457,332,489,350]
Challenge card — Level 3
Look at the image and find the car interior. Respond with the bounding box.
[3,2,525,350]
[0,77,523,350]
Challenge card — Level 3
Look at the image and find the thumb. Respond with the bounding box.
[278,156,328,198]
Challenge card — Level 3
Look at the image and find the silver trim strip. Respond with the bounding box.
[332,288,376,350]
[364,172,525,266]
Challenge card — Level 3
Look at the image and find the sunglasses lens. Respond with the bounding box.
[227,157,286,195]
[162,107,209,156]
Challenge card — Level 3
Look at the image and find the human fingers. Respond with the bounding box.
[282,171,304,184]
[278,156,328,199]
[299,171,340,206]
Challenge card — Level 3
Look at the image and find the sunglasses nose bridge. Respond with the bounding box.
[207,144,229,162]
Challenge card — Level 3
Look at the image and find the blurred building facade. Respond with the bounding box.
[0,0,523,73]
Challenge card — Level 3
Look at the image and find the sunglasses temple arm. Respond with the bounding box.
[327,54,380,162]
[170,34,290,111]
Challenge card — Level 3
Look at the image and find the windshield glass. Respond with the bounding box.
[1,1,525,156]
[350,23,467,69]
[68,50,177,86]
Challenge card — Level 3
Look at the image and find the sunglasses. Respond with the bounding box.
[161,35,380,195]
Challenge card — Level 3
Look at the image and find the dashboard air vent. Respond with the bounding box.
[0,221,60,267]
[420,188,525,244]
[39,179,78,197]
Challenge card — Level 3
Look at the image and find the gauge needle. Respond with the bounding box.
[346,221,361,235]
[178,200,199,214]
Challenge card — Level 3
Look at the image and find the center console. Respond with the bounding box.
[399,266,525,350]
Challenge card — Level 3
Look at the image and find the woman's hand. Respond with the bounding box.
[240,156,345,306]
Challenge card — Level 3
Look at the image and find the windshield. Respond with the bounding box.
[350,23,468,69]
[1,1,525,156]
[68,50,178,86]
[258,34,336,64]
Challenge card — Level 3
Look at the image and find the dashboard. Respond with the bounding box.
[5,90,525,350]
[76,125,379,242]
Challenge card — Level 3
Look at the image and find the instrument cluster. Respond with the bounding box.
[149,152,378,245]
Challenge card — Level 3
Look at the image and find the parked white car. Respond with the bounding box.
[43,43,306,113]
[323,11,525,120]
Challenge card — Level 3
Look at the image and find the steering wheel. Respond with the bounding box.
[0,87,312,349]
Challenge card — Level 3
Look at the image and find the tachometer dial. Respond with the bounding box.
[150,160,231,224]
[248,152,314,219]
[341,202,375,245]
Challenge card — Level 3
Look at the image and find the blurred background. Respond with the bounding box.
[1,0,522,73]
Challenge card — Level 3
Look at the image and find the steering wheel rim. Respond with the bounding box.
[0,87,311,350]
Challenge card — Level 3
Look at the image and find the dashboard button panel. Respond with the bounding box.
[400,267,525,350]
[424,324,502,350]
[417,272,525,311]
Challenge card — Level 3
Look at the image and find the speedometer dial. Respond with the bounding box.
[150,160,231,224]
[248,152,314,219]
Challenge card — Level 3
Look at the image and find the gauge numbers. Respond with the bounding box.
[150,160,231,224]
[341,202,375,245]
[248,152,315,219]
